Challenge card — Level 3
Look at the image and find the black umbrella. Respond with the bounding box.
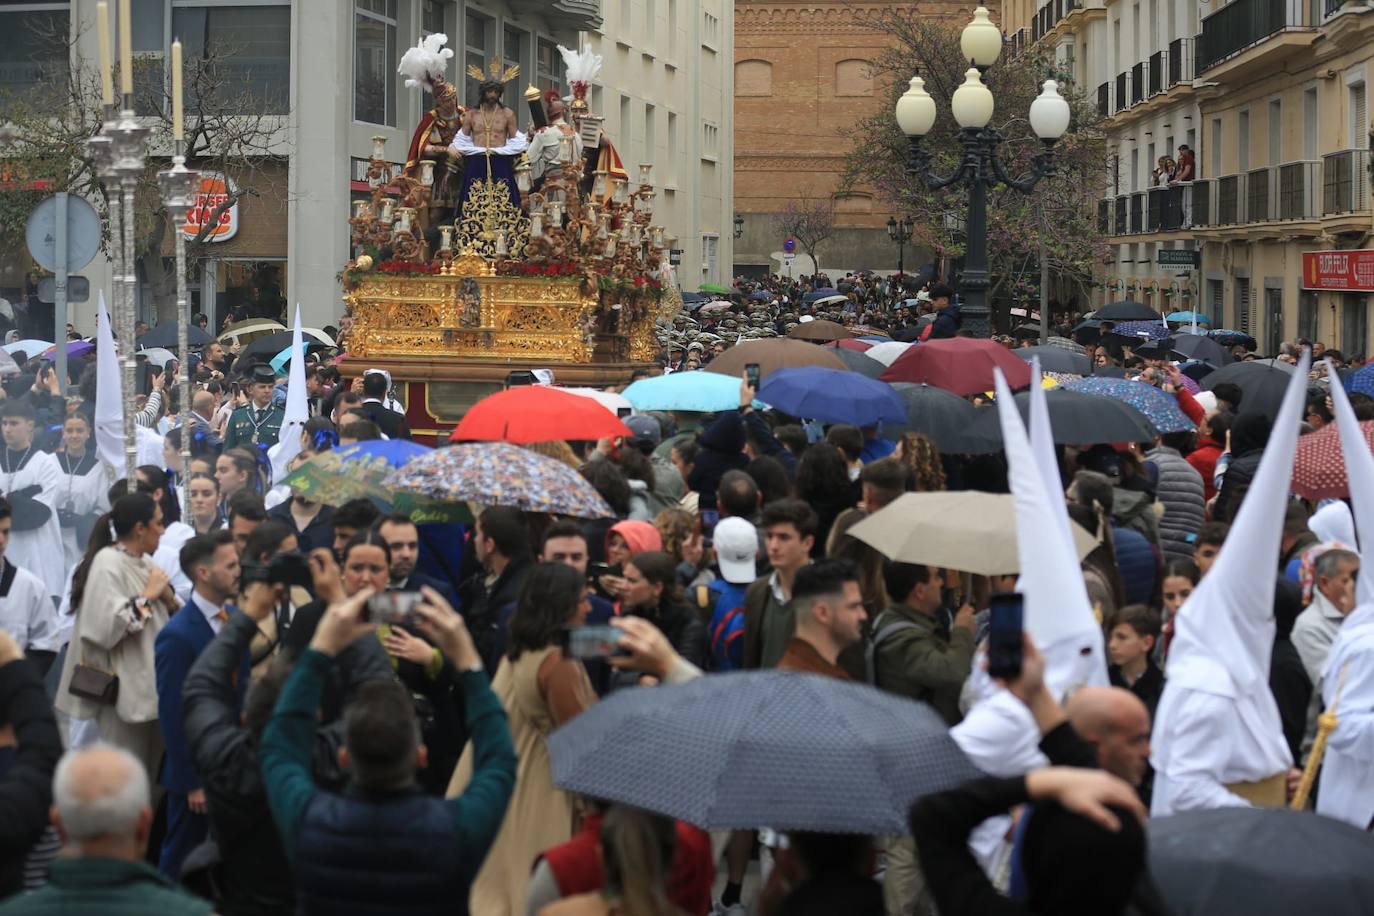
[137,322,213,349]
[1171,332,1231,366]
[1090,364,1130,378]
[1071,319,1104,344]
[1150,807,1374,916]
[1179,360,1217,383]
[886,383,1001,453]
[1202,358,1295,419]
[1011,322,1042,339]
[1132,337,1175,360]
[1014,345,1092,375]
[831,348,886,379]
[1096,300,1161,321]
[236,329,330,364]
[973,388,1158,444]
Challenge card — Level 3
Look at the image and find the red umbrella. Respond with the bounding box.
[825,338,875,353]
[1291,419,1374,499]
[880,338,1033,395]
[450,386,631,445]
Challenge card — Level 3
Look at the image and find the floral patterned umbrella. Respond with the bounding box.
[1066,377,1195,433]
[281,441,470,524]
[382,442,615,519]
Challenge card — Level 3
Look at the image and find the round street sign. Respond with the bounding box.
[784,237,795,253]
[25,194,101,273]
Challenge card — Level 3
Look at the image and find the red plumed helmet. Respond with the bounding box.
[544,88,561,106]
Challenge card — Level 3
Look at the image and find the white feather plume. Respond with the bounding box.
[557,44,603,87]
[397,33,454,91]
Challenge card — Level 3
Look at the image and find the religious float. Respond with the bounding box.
[339,37,680,442]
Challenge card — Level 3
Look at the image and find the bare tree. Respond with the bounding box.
[0,21,289,322]
[771,195,837,274]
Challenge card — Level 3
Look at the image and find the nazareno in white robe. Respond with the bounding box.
[2,447,67,602]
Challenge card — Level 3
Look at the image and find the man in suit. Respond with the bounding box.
[154,529,247,877]
[359,371,411,440]
[223,363,285,451]
[375,514,458,608]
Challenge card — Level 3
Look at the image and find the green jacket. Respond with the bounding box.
[0,858,212,915]
[223,402,284,451]
[870,604,975,727]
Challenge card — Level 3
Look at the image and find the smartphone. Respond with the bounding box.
[616,406,633,419]
[987,591,1024,681]
[588,561,611,580]
[565,624,622,660]
[365,591,423,626]
[745,362,761,389]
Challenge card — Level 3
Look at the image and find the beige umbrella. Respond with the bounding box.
[217,318,287,345]
[704,338,847,379]
[847,491,1099,576]
[787,319,856,343]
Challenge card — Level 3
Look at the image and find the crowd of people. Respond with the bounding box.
[0,288,1370,916]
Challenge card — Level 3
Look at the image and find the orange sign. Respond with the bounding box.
[182,171,239,242]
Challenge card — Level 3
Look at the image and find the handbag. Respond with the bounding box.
[68,656,119,705]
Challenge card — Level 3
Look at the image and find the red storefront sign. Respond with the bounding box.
[1302,249,1374,292]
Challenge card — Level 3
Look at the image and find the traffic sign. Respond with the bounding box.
[784,237,795,253]
[25,194,100,273]
[37,276,89,303]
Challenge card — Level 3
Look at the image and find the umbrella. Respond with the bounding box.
[1131,337,1176,360]
[1071,319,1103,344]
[217,318,287,343]
[831,348,886,379]
[1107,320,1171,341]
[623,371,758,413]
[972,388,1158,444]
[1011,322,1042,339]
[135,347,177,368]
[826,338,875,353]
[237,329,333,363]
[851,327,890,339]
[1343,362,1374,398]
[756,367,905,426]
[809,294,849,308]
[1066,377,1195,433]
[547,670,980,835]
[42,340,95,360]
[1171,332,1231,366]
[748,290,772,301]
[554,387,632,417]
[1202,359,1295,419]
[886,383,1001,453]
[847,491,1098,575]
[699,282,733,296]
[383,442,616,518]
[803,288,841,302]
[1149,807,1374,916]
[137,322,213,349]
[281,441,470,524]
[865,340,913,367]
[0,349,18,378]
[787,319,854,343]
[449,386,631,444]
[1291,418,1374,499]
[1208,328,1257,350]
[1167,310,1210,326]
[705,338,847,380]
[1179,359,1217,383]
[1013,345,1092,375]
[1095,300,1160,321]
[2,339,52,358]
[697,300,733,315]
[1045,335,1088,354]
[1091,364,1130,378]
[880,338,1033,395]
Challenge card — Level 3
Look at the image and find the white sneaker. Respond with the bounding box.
[710,901,747,916]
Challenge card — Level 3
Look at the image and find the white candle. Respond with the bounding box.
[171,40,183,140]
[96,3,113,105]
[118,0,132,97]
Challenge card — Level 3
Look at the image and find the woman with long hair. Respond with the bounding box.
[449,562,596,916]
[1156,556,1200,668]
[55,412,108,569]
[538,805,689,916]
[894,432,947,492]
[620,551,707,670]
[655,507,712,589]
[794,443,860,558]
[55,492,177,775]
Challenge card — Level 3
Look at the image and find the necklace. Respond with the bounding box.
[2,444,33,492]
[244,401,274,445]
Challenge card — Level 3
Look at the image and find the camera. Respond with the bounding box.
[240,550,314,590]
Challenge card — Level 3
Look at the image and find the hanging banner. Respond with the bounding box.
[183,171,239,242]
[1302,249,1374,292]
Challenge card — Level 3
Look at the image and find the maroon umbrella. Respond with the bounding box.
[880,338,1033,395]
[1291,419,1374,500]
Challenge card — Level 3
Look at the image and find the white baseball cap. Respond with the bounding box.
[713,516,759,584]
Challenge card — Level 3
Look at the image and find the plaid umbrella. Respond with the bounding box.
[1066,377,1195,433]
[382,442,615,518]
[281,442,470,523]
[1291,418,1374,499]
[547,671,980,834]
[1045,335,1088,354]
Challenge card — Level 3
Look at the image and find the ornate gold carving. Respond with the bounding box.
[450,248,494,277]
[456,171,531,259]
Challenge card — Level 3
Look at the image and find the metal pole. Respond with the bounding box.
[174,159,191,515]
[1039,213,1050,345]
[120,175,138,491]
[960,143,992,338]
[54,191,68,396]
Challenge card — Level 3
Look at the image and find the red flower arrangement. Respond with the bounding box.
[497,261,582,278]
[377,260,440,275]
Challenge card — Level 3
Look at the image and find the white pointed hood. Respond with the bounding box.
[995,367,1107,695]
[94,292,124,473]
[267,304,308,485]
[1326,362,1374,620]
[1168,352,1311,696]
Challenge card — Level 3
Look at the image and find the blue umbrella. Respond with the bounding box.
[757,366,905,426]
[1208,329,1257,350]
[803,287,841,302]
[1066,376,1195,433]
[1166,310,1210,326]
[749,290,772,301]
[1345,362,1374,398]
[1107,320,1171,340]
[623,370,757,413]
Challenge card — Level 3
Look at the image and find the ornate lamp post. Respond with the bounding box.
[157,150,199,511]
[733,213,744,240]
[894,6,1071,337]
[886,216,913,278]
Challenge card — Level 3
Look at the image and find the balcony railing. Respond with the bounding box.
[1148,51,1164,95]
[1097,82,1110,118]
[1147,186,1186,231]
[1218,175,1241,224]
[1099,199,1111,234]
[1246,167,1274,222]
[1193,179,1213,227]
[1115,197,1129,234]
[1325,0,1345,16]
[1130,192,1146,233]
[1278,160,1321,219]
[1323,149,1371,214]
[1196,0,1307,73]
[1131,63,1145,105]
[1115,72,1128,112]
[1167,38,1193,86]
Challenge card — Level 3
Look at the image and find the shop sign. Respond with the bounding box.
[1156,249,1199,271]
[183,172,239,242]
[1302,249,1374,292]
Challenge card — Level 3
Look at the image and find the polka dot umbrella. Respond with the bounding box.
[1291,419,1374,500]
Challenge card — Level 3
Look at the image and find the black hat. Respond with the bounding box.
[928,282,954,301]
[247,363,277,385]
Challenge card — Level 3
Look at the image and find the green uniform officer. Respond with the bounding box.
[223,363,285,451]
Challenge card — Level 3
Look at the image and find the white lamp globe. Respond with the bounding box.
[961,7,1003,68]
[895,75,937,137]
[951,68,994,129]
[1029,79,1072,140]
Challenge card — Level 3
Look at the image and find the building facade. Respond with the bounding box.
[0,0,727,333]
[1008,0,1374,357]
[732,1,966,279]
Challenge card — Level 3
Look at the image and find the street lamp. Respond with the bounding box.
[895,6,1071,337]
[886,216,913,278]
[733,213,744,239]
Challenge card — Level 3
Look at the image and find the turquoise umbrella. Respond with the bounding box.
[623,371,762,413]
[1166,310,1210,326]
